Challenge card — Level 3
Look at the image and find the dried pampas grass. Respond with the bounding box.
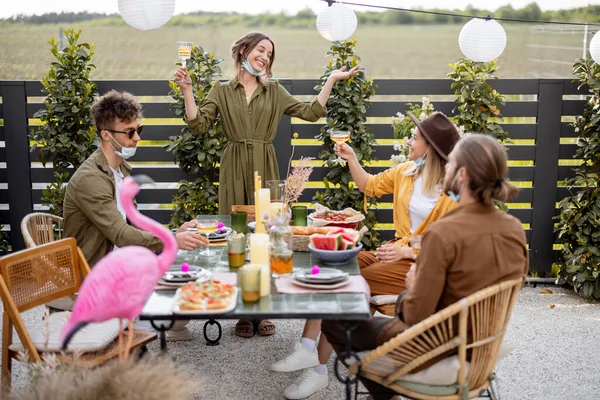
[6,355,199,400]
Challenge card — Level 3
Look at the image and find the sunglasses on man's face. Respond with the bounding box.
[105,124,144,139]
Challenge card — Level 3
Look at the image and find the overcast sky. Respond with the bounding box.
[1,0,598,18]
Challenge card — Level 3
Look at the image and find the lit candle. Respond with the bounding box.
[256,188,270,233]
[250,233,270,265]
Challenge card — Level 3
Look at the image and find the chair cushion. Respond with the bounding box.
[370,295,399,306]
[356,342,515,386]
[9,312,121,354]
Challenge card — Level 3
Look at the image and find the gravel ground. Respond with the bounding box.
[2,285,599,400]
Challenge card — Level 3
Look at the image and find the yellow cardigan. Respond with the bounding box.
[364,162,458,247]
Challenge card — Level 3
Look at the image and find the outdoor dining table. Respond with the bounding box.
[139,215,371,399]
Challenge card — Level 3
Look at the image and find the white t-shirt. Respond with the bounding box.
[408,175,440,233]
[110,167,126,250]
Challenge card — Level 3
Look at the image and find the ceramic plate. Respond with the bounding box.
[162,267,210,283]
[291,278,350,290]
[294,267,348,283]
[248,221,256,231]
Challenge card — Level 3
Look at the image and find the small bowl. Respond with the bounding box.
[308,242,363,266]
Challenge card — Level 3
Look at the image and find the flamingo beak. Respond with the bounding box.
[131,174,155,186]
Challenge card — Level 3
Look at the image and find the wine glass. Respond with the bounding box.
[196,219,220,257]
[177,41,193,83]
[329,130,351,163]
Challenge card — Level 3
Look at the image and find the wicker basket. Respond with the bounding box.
[292,235,310,252]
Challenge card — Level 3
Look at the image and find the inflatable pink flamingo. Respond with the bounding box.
[60,175,177,362]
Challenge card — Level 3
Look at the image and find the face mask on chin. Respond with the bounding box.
[107,133,136,160]
[444,169,462,202]
[242,59,265,77]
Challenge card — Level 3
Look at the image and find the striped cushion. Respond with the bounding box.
[10,312,121,354]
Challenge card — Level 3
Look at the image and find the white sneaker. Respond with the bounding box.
[270,342,319,372]
[283,368,329,399]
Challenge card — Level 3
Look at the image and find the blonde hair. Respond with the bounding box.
[230,32,275,80]
[404,148,447,197]
[453,134,518,204]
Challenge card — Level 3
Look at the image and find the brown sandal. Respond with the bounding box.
[234,319,255,338]
[256,319,276,336]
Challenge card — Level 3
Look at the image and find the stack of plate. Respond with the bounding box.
[158,266,211,288]
[208,227,234,242]
[291,268,350,289]
[186,227,235,243]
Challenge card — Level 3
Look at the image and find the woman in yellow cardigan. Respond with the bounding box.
[354,112,460,295]
[271,112,461,400]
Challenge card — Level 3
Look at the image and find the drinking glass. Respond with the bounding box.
[329,130,351,163]
[231,211,248,235]
[177,41,193,83]
[291,205,308,226]
[227,234,246,270]
[239,264,261,304]
[266,180,286,217]
[408,235,422,258]
[196,218,219,257]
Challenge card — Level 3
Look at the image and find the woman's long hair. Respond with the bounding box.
[404,135,447,196]
[230,32,275,80]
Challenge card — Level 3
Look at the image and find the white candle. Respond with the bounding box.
[250,233,270,266]
[256,188,270,233]
[260,264,271,297]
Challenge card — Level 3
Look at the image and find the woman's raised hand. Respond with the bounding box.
[334,142,356,162]
[174,66,192,89]
[329,65,360,82]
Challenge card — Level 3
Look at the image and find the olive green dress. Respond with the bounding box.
[186,78,326,214]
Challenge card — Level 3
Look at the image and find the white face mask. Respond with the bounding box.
[108,133,137,160]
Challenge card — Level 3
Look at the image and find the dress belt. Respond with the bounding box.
[226,139,273,200]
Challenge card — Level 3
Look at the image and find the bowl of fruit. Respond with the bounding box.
[308,228,363,266]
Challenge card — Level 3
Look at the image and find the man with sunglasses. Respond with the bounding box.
[64,90,207,268]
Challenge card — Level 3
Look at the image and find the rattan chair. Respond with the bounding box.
[20,212,64,248]
[0,238,156,388]
[349,278,523,400]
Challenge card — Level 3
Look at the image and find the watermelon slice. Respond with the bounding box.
[341,229,361,244]
[310,233,343,250]
[326,228,345,236]
[340,239,355,250]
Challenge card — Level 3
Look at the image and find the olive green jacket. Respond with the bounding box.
[63,149,163,267]
[187,78,326,214]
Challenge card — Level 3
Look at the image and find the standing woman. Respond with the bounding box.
[174,31,358,215]
[174,32,358,338]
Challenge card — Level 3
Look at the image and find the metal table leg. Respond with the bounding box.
[149,319,175,351]
[333,322,361,400]
[203,319,222,346]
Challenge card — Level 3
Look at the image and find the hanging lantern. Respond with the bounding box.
[316,3,358,42]
[458,17,507,62]
[118,0,176,31]
[590,31,600,63]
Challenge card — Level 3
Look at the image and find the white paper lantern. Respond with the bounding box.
[458,18,507,62]
[316,4,357,42]
[590,31,600,63]
[118,0,176,31]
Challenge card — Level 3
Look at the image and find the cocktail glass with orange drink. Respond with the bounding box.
[329,130,351,163]
[176,41,193,83]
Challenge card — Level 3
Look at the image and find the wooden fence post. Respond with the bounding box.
[530,79,564,274]
[2,81,33,251]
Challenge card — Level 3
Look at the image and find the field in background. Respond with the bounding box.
[0,24,588,80]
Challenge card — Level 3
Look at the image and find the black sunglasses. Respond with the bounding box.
[105,124,144,139]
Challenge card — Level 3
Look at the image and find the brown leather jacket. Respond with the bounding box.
[63,149,163,267]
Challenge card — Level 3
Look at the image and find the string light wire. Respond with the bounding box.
[320,0,600,27]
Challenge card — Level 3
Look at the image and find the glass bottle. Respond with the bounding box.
[269,212,294,277]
